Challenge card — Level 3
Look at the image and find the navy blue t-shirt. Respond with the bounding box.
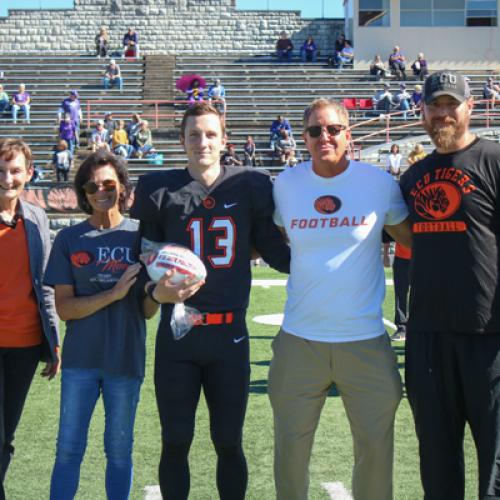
[44,218,146,378]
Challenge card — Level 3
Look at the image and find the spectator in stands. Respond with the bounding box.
[386,144,402,178]
[334,33,346,53]
[103,111,116,137]
[373,83,395,114]
[395,83,412,120]
[103,60,123,92]
[220,143,243,166]
[483,77,500,102]
[30,163,44,183]
[126,113,142,147]
[276,31,294,62]
[411,52,428,79]
[407,143,426,166]
[389,46,407,81]
[275,129,296,165]
[11,84,30,124]
[52,139,73,182]
[0,139,59,499]
[112,120,134,159]
[207,79,226,113]
[269,115,292,149]
[334,40,354,69]
[134,120,154,158]
[58,90,82,148]
[244,136,256,166]
[95,26,109,59]
[328,32,345,67]
[370,54,387,81]
[0,84,9,115]
[186,79,204,105]
[59,114,77,154]
[122,27,139,59]
[90,120,110,152]
[411,84,423,116]
[300,36,317,63]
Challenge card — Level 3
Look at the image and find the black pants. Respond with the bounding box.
[406,332,500,500]
[393,256,410,330]
[390,61,407,80]
[155,316,250,500]
[0,345,40,500]
[56,168,69,182]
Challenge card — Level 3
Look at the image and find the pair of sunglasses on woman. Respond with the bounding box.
[82,179,117,195]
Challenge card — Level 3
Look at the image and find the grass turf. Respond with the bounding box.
[6,267,478,499]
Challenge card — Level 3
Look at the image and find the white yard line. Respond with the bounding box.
[144,485,161,500]
[252,279,394,287]
[254,314,397,331]
[322,482,354,499]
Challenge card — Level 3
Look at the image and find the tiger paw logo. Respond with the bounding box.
[203,196,215,209]
[70,251,95,267]
[314,195,342,214]
[414,181,461,220]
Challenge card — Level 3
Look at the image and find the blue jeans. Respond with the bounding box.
[103,77,123,91]
[277,49,292,62]
[50,369,142,500]
[12,104,30,123]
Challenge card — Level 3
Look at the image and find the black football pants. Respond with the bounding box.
[405,331,500,500]
[155,316,249,500]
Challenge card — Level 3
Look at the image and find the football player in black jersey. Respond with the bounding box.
[130,102,290,500]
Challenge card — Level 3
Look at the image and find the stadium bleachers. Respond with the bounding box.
[0,53,498,188]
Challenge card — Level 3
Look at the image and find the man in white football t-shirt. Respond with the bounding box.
[268,98,412,500]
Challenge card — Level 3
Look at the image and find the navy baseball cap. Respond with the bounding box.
[424,71,471,105]
[70,89,78,97]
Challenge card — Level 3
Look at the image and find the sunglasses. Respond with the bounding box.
[82,179,117,195]
[306,124,346,138]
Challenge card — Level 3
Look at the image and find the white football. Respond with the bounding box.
[145,244,207,284]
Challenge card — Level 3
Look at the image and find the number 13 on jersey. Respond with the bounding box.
[187,217,236,268]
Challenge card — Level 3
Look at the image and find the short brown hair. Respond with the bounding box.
[303,98,349,130]
[180,102,225,138]
[0,138,33,169]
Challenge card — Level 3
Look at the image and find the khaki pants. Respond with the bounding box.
[268,330,402,500]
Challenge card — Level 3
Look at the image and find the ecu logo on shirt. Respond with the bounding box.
[314,195,342,215]
[412,180,466,233]
[414,181,461,221]
[70,251,95,267]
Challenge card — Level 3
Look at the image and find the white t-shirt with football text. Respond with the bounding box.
[273,160,408,343]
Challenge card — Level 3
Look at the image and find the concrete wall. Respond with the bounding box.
[0,0,343,55]
[350,0,500,69]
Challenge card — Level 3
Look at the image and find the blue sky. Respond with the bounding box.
[0,0,343,18]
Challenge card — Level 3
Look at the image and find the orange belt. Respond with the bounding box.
[193,312,234,326]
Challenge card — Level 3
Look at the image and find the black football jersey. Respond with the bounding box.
[399,137,500,334]
[130,166,290,312]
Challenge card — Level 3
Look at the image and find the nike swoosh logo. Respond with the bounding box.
[224,202,238,209]
[233,336,246,344]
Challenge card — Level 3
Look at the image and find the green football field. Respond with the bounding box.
[6,267,478,499]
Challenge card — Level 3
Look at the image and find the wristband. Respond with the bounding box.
[146,283,161,304]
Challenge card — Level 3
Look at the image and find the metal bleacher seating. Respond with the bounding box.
[0,53,498,187]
